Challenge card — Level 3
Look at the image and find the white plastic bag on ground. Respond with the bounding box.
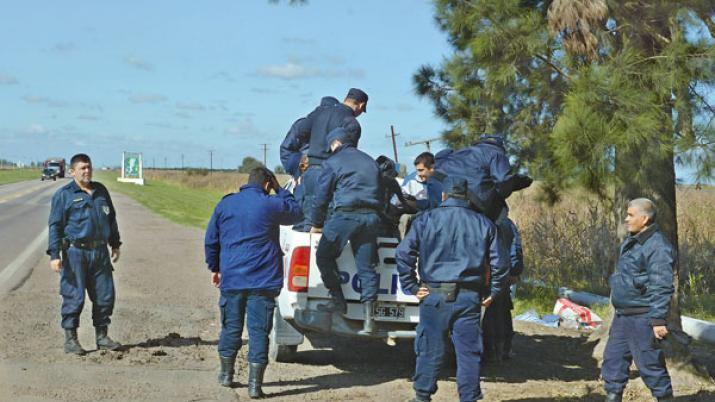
[554,298,602,329]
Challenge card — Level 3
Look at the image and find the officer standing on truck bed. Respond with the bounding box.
[204,167,303,398]
[307,127,382,335]
[47,153,123,355]
[396,177,509,402]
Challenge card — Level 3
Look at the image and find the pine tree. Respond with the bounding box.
[416,0,714,370]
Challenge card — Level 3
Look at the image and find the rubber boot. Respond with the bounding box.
[248,362,267,399]
[317,289,347,314]
[605,392,622,402]
[95,326,122,351]
[64,328,87,355]
[217,355,236,387]
[358,301,376,335]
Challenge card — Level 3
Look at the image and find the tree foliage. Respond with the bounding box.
[238,157,264,173]
[415,0,714,199]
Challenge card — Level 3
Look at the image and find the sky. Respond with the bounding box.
[0,0,452,170]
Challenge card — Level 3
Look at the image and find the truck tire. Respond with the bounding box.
[269,307,299,363]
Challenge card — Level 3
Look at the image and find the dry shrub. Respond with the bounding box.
[143,169,292,195]
[508,185,714,300]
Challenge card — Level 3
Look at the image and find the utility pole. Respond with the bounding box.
[405,137,442,153]
[209,150,214,175]
[386,125,400,163]
[260,144,269,166]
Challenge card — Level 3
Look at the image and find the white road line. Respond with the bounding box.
[0,228,48,293]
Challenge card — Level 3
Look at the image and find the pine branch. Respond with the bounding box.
[535,54,569,80]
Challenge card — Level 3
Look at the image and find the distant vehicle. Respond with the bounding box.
[41,167,59,181]
[44,158,66,178]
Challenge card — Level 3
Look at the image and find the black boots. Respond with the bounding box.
[358,301,376,335]
[605,392,622,402]
[95,326,122,351]
[64,328,87,355]
[217,355,236,387]
[248,362,267,399]
[317,289,347,314]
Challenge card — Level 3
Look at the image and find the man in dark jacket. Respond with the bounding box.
[396,177,509,402]
[307,127,382,335]
[280,96,339,178]
[47,153,123,355]
[602,198,674,402]
[482,217,523,363]
[204,167,303,397]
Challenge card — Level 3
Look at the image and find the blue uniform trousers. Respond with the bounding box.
[414,287,483,402]
[297,165,322,231]
[218,289,279,364]
[316,211,380,302]
[60,246,115,329]
[601,313,672,398]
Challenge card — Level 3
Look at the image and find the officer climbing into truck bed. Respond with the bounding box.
[396,176,509,402]
[306,127,382,335]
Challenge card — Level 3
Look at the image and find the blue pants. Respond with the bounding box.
[316,211,380,302]
[60,247,115,329]
[414,287,483,402]
[294,165,322,231]
[218,289,279,364]
[602,313,672,398]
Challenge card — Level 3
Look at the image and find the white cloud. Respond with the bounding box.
[0,74,18,85]
[129,93,167,104]
[21,95,68,108]
[257,62,321,80]
[225,118,265,137]
[176,101,206,111]
[77,114,100,121]
[26,123,48,135]
[124,56,154,71]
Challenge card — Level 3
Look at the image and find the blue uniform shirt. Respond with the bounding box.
[307,144,381,228]
[280,96,340,177]
[306,103,361,163]
[47,180,121,260]
[396,197,509,298]
[204,185,303,291]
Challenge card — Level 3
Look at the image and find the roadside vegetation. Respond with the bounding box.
[0,168,41,185]
[96,169,714,322]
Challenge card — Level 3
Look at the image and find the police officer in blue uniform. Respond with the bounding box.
[47,153,122,355]
[482,217,523,363]
[280,96,339,178]
[602,198,674,402]
[396,177,509,402]
[307,127,382,335]
[205,167,303,397]
[300,88,367,223]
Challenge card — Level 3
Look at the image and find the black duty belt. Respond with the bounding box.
[70,240,107,249]
[425,282,481,302]
[335,206,378,214]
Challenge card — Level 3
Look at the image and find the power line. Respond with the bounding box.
[405,137,442,153]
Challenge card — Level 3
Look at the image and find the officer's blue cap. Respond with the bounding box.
[346,88,368,112]
[327,127,357,149]
[443,176,468,199]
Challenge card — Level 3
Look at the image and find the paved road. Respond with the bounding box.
[0,178,67,292]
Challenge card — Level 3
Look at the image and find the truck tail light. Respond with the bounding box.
[288,246,310,292]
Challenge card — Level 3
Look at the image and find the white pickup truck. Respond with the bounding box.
[269,225,420,362]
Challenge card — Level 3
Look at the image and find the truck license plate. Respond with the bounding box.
[374,303,405,320]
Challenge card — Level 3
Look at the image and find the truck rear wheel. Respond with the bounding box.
[269,307,300,362]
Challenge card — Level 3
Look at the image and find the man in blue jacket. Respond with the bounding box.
[482,217,523,363]
[396,177,509,402]
[280,96,339,178]
[602,198,674,402]
[301,88,368,223]
[307,127,382,335]
[204,167,303,397]
[47,153,123,355]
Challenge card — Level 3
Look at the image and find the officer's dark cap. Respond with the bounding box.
[444,176,468,199]
[326,127,357,149]
[346,88,368,112]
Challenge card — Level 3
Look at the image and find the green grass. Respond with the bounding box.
[512,284,560,316]
[682,294,715,322]
[94,171,224,229]
[0,169,41,185]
